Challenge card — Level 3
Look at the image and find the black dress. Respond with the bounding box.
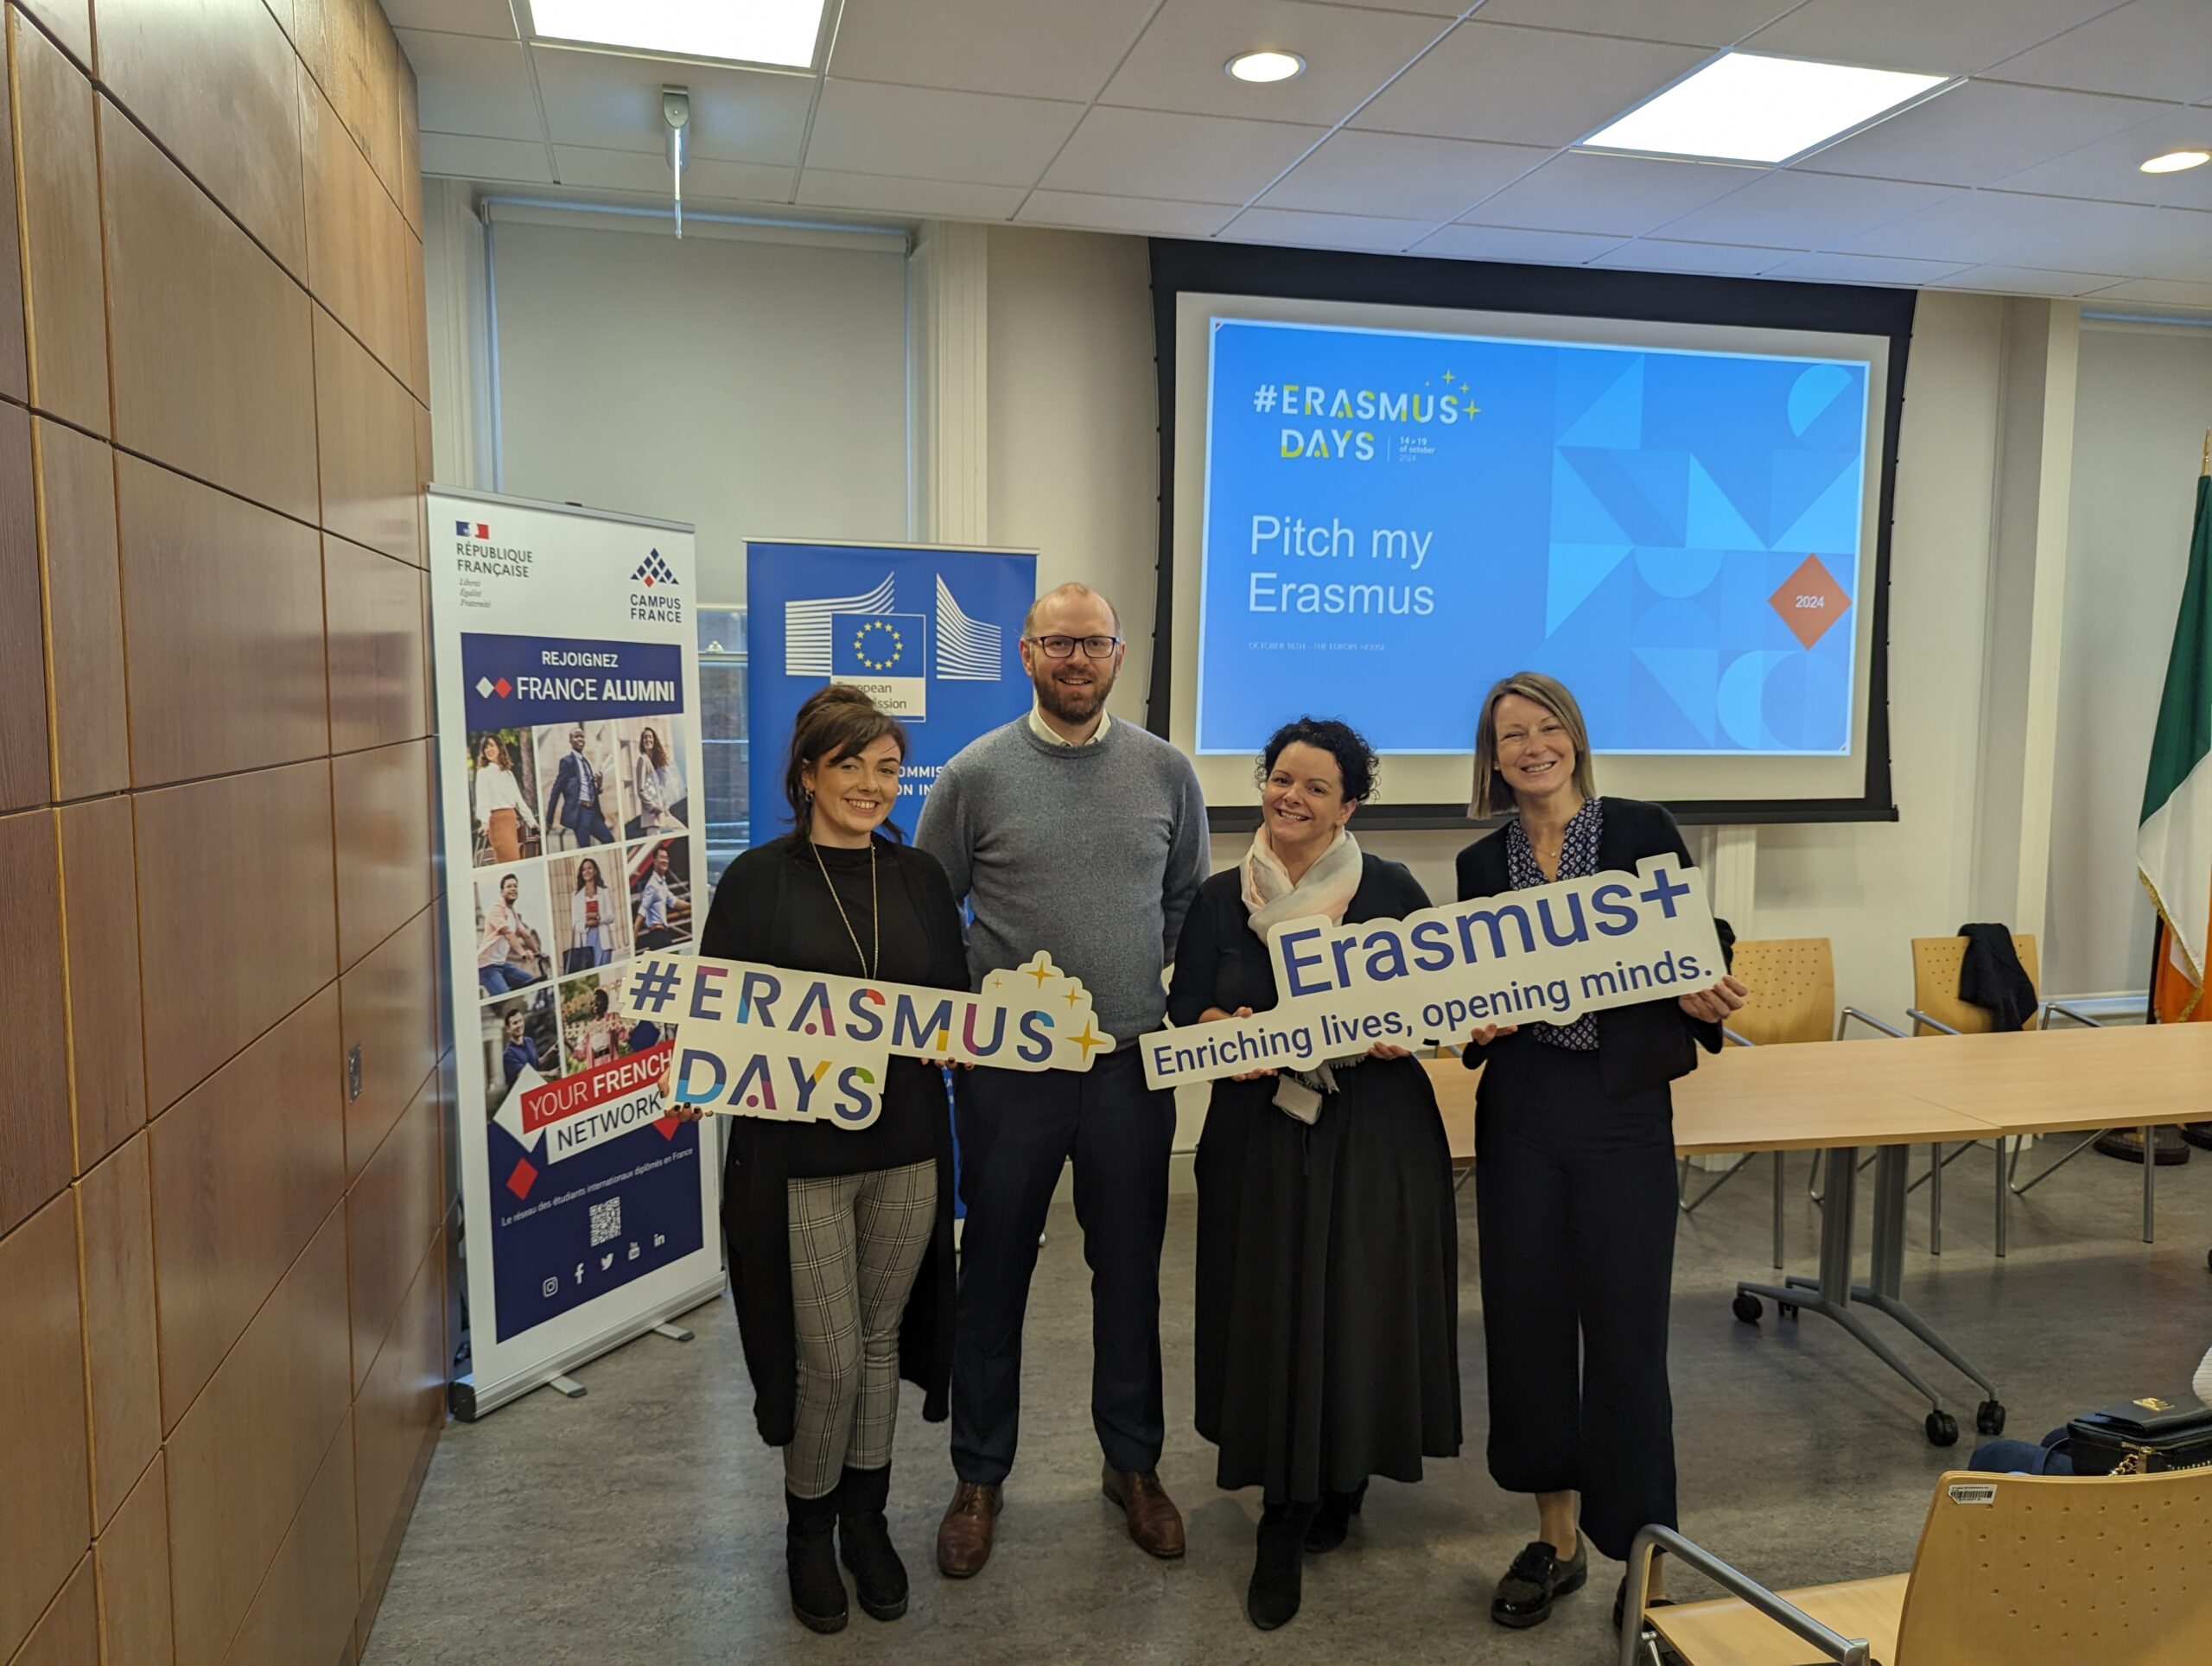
[1168,855,1462,1504]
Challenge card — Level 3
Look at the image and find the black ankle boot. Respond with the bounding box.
[836,1465,909,1621]
[1246,1503,1315,1631]
[785,1489,849,1633]
[1303,1480,1367,1554]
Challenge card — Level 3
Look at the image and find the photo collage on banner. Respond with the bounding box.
[433,491,721,1416]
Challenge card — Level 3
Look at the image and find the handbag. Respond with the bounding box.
[2065,1393,2212,1474]
[562,947,596,976]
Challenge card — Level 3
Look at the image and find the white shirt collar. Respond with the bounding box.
[1027,703,1111,747]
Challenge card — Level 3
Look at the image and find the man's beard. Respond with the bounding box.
[1034,663,1112,722]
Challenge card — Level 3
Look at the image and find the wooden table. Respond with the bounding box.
[1424,1024,2212,1446]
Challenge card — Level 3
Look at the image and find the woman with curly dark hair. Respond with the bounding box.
[1167,715,1459,1632]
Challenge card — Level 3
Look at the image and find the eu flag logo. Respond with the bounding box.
[830,613,928,719]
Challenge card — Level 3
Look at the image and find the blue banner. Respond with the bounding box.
[462,633,684,729]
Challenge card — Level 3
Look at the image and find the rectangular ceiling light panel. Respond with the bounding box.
[1582,52,1951,166]
[530,0,830,69]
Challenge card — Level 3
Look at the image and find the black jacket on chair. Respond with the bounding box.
[1455,796,1735,1100]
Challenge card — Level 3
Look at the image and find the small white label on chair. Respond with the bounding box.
[1947,1484,1997,1506]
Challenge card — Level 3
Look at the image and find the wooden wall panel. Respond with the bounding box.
[0,1195,92,1663]
[340,905,438,1178]
[76,1134,161,1529]
[10,1555,94,1666]
[11,12,108,433]
[164,1206,351,1666]
[150,987,345,1431]
[32,422,126,802]
[94,1453,174,1666]
[315,306,421,564]
[324,537,428,754]
[94,0,308,278]
[0,18,24,406]
[228,1416,358,1666]
[334,737,433,972]
[302,72,416,391]
[56,795,147,1167]
[13,2,90,69]
[353,1232,444,1609]
[346,1069,441,1391]
[134,760,336,1113]
[0,807,67,1237]
[0,405,48,812]
[116,454,329,786]
[100,103,318,524]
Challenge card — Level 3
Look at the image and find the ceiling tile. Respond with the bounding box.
[1471,0,1793,48]
[2083,276,2212,308]
[795,170,1027,218]
[1842,188,2209,277]
[1800,80,2164,188]
[1017,191,1243,238]
[1990,0,2212,104]
[420,132,554,184]
[1353,22,1707,146]
[1744,0,2118,75]
[1299,0,1465,14]
[827,0,1155,101]
[1658,169,1957,246]
[1990,105,2212,208]
[1926,263,2133,295]
[1459,151,1761,236]
[382,0,517,37]
[397,30,542,143]
[530,48,817,163]
[1761,250,1975,284]
[555,147,792,202]
[1224,206,1437,252]
[1590,238,1794,276]
[1040,106,1327,203]
[1258,130,1546,221]
[1099,0,1451,128]
[1408,223,1628,264]
[806,79,1087,186]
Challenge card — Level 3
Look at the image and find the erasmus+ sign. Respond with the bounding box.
[1139,858,1726,1091]
[617,951,1114,1129]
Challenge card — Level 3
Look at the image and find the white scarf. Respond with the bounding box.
[1240,825,1363,1122]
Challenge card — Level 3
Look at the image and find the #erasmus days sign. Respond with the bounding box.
[1138,856,1727,1091]
[616,951,1114,1128]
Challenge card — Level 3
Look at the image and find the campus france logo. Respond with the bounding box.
[457,519,491,538]
[632,550,677,588]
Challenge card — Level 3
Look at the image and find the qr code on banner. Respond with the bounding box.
[589,1198,621,1248]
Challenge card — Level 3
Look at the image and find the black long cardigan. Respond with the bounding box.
[1455,796,1735,1096]
[697,835,966,1448]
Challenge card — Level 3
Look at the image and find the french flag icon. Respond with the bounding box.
[456,520,489,538]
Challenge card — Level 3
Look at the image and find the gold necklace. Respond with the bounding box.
[810,837,879,980]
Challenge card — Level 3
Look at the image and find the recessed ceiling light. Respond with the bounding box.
[1227,50,1305,84]
[1581,52,1951,166]
[531,0,828,69]
[2139,149,2210,175]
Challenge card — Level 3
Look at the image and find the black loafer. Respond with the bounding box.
[1491,1538,1586,1629]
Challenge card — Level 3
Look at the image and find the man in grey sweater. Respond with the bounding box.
[917,582,1208,1579]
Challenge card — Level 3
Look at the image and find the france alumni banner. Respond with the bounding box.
[746,540,1037,841]
[1139,856,1727,1090]
[429,487,721,1418]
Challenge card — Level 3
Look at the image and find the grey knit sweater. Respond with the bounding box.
[914,716,1208,1046]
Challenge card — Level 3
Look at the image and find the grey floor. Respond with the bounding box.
[366,1141,2212,1664]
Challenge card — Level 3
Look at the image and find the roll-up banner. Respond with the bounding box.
[429,487,722,1418]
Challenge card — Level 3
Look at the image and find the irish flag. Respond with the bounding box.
[2139,456,2212,1023]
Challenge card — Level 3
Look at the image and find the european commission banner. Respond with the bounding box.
[745,540,1037,841]
[429,487,722,1419]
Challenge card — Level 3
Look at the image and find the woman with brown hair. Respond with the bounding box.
[567,857,616,971]
[1456,671,1743,1641]
[675,684,967,1636]
[632,723,686,835]
[472,734,537,862]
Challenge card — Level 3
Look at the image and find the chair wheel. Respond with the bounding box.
[1926,1410,1959,1447]
[1777,1301,1798,1319]
[1976,1401,2006,1436]
[1732,1293,1762,1324]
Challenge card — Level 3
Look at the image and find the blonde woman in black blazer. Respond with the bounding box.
[1457,671,1743,1640]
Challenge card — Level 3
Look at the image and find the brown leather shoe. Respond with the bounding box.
[935,1481,1001,1579]
[1102,1464,1185,1560]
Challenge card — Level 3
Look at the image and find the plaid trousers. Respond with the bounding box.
[784,1160,938,1498]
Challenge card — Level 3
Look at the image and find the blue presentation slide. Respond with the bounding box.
[1198,317,1871,757]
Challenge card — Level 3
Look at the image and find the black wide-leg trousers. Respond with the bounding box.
[1474,1038,1679,1561]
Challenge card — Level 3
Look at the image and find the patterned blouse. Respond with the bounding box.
[1505,797,1604,1051]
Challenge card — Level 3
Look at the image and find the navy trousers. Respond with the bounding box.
[950,1047,1176,1485]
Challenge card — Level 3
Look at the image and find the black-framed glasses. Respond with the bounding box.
[1027,633,1122,660]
